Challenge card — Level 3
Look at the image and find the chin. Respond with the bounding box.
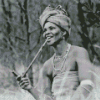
[47,42,54,46]
[47,39,62,46]
[47,41,58,47]
[46,39,54,46]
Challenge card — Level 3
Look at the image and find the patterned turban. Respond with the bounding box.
[39,5,71,34]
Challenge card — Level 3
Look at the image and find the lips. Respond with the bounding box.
[46,35,53,41]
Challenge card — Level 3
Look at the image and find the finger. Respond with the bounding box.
[19,78,29,85]
[19,77,29,82]
[17,75,28,82]
[20,81,29,87]
[20,77,29,82]
[19,79,29,84]
[21,83,30,89]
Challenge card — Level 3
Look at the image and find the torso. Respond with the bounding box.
[42,44,93,99]
[44,44,82,99]
[45,44,79,77]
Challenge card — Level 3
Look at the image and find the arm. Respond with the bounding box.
[34,64,53,97]
[17,62,54,100]
[76,47,94,98]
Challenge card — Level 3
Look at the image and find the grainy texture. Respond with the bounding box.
[0,0,100,99]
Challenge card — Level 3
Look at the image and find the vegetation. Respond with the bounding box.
[0,0,100,97]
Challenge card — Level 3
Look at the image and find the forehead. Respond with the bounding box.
[43,22,59,29]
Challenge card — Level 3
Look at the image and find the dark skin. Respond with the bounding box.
[17,22,94,100]
[38,46,93,97]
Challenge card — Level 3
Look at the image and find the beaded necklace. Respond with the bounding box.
[53,44,71,71]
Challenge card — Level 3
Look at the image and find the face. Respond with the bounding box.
[43,22,63,46]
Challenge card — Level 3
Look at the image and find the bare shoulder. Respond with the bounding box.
[71,45,88,54]
[70,45,89,59]
[71,45,87,52]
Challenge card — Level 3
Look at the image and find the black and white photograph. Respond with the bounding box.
[0,0,100,100]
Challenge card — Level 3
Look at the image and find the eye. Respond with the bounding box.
[49,26,55,30]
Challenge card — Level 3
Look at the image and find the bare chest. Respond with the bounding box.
[53,54,78,77]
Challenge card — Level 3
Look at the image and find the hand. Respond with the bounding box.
[16,74,32,91]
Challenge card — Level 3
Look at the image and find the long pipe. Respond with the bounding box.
[12,39,48,79]
[23,39,48,76]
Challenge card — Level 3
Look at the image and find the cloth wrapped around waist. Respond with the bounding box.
[52,71,79,99]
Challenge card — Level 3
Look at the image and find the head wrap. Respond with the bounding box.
[39,5,71,35]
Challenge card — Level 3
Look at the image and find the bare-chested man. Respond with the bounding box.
[16,5,94,100]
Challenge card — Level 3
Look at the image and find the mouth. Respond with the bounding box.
[46,36,53,41]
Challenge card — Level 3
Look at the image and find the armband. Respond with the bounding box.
[80,79,94,88]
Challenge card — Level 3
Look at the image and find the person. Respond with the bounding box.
[16,5,94,100]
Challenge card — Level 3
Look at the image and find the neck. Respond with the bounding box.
[52,40,68,56]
